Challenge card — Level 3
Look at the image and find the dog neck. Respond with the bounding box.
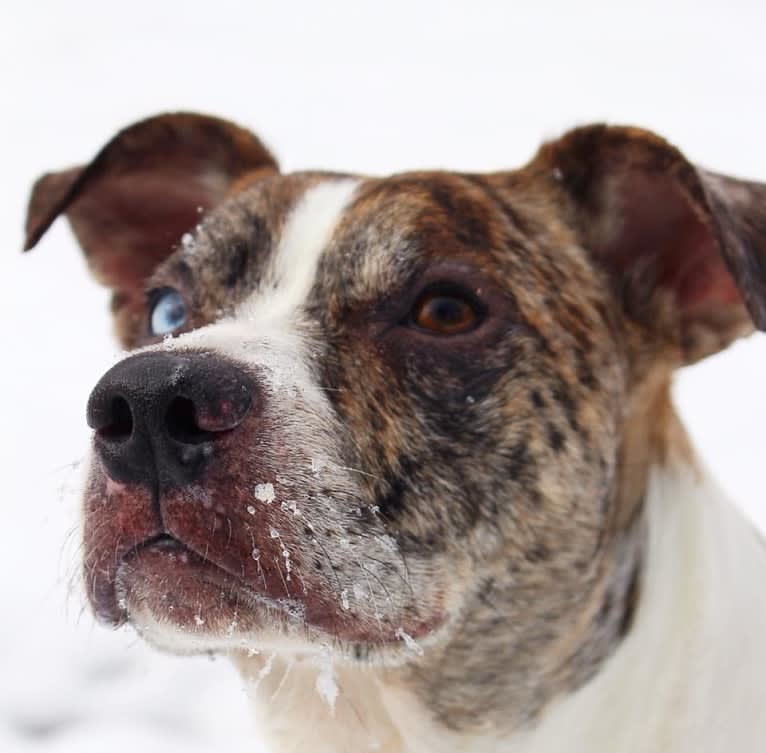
[232,453,766,753]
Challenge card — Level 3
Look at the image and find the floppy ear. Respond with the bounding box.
[24,112,278,339]
[532,125,766,363]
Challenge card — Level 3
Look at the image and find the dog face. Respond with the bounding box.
[25,114,766,729]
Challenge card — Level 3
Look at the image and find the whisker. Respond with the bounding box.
[357,562,394,606]
[359,565,385,633]
[273,556,291,598]
[363,554,414,599]
[270,658,294,701]
[312,535,343,595]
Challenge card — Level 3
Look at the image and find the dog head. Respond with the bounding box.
[25,113,766,728]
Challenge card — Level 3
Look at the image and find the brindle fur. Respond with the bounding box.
[24,114,766,738]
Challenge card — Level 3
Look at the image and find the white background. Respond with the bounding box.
[1,2,765,751]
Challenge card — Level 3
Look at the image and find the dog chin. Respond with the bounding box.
[115,537,310,656]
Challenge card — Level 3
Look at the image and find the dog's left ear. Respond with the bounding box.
[533,125,766,363]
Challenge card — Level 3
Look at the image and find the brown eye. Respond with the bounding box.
[411,286,483,335]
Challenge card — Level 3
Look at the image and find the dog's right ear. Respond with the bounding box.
[24,112,278,333]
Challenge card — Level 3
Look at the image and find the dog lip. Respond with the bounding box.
[123,532,181,561]
[94,530,447,649]
[110,534,311,635]
[91,533,218,626]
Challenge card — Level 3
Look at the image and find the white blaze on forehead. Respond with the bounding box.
[240,178,360,325]
[159,178,360,400]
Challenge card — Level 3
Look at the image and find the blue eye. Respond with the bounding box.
[149,288,187,336]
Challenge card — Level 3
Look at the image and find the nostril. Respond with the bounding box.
[97,396,134,441]
[165,397,214,445]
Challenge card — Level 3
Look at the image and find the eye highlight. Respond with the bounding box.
[410,284,484,335]
[149,288,187,336]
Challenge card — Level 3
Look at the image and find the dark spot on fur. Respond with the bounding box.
[531,389,545,409]
[428,180,492,250]
[550,382,580,432]
[507,441,533,479]
[476,577,501,613]
[547,424,565,452]
[173,259,196,288]
[398,530,443,554]
[525,544,551,563]
[461,174,533,238]
[224,241,250,288]
[576,352,598,390]
[371,411,386,432]
[376,456,418,521]
[461,367,508,402]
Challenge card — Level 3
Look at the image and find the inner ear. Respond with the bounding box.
[602,170,741,320]
[24,112,279,345]
[535,125,766,363]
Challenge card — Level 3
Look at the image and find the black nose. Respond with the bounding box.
[86,351,253,488]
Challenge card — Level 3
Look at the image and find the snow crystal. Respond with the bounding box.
[340,589,350,610]
[269,527,280,539]
[270,658,294,700]
[251,548,261,560]
[310,457,327,476]
[246,505,256,515]
[280,500,301,516]
[395,627,424,656]
[281,543,292,580]
[352,583,367,601]
[315,656,338,713]
[194,615,205,627]
[254,482,275,503]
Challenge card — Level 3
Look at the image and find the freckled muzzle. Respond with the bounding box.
[81,347,352,637]
[82,344,447,651]
[86,350,254,489]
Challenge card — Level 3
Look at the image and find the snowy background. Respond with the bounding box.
[2,1,765,751]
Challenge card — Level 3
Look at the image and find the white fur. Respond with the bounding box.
[157,179,358,364]
[240,178,360,327]
[235,463,766,753]
[157,178,360,413]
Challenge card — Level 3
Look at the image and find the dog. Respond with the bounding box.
[24,113,766,753]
